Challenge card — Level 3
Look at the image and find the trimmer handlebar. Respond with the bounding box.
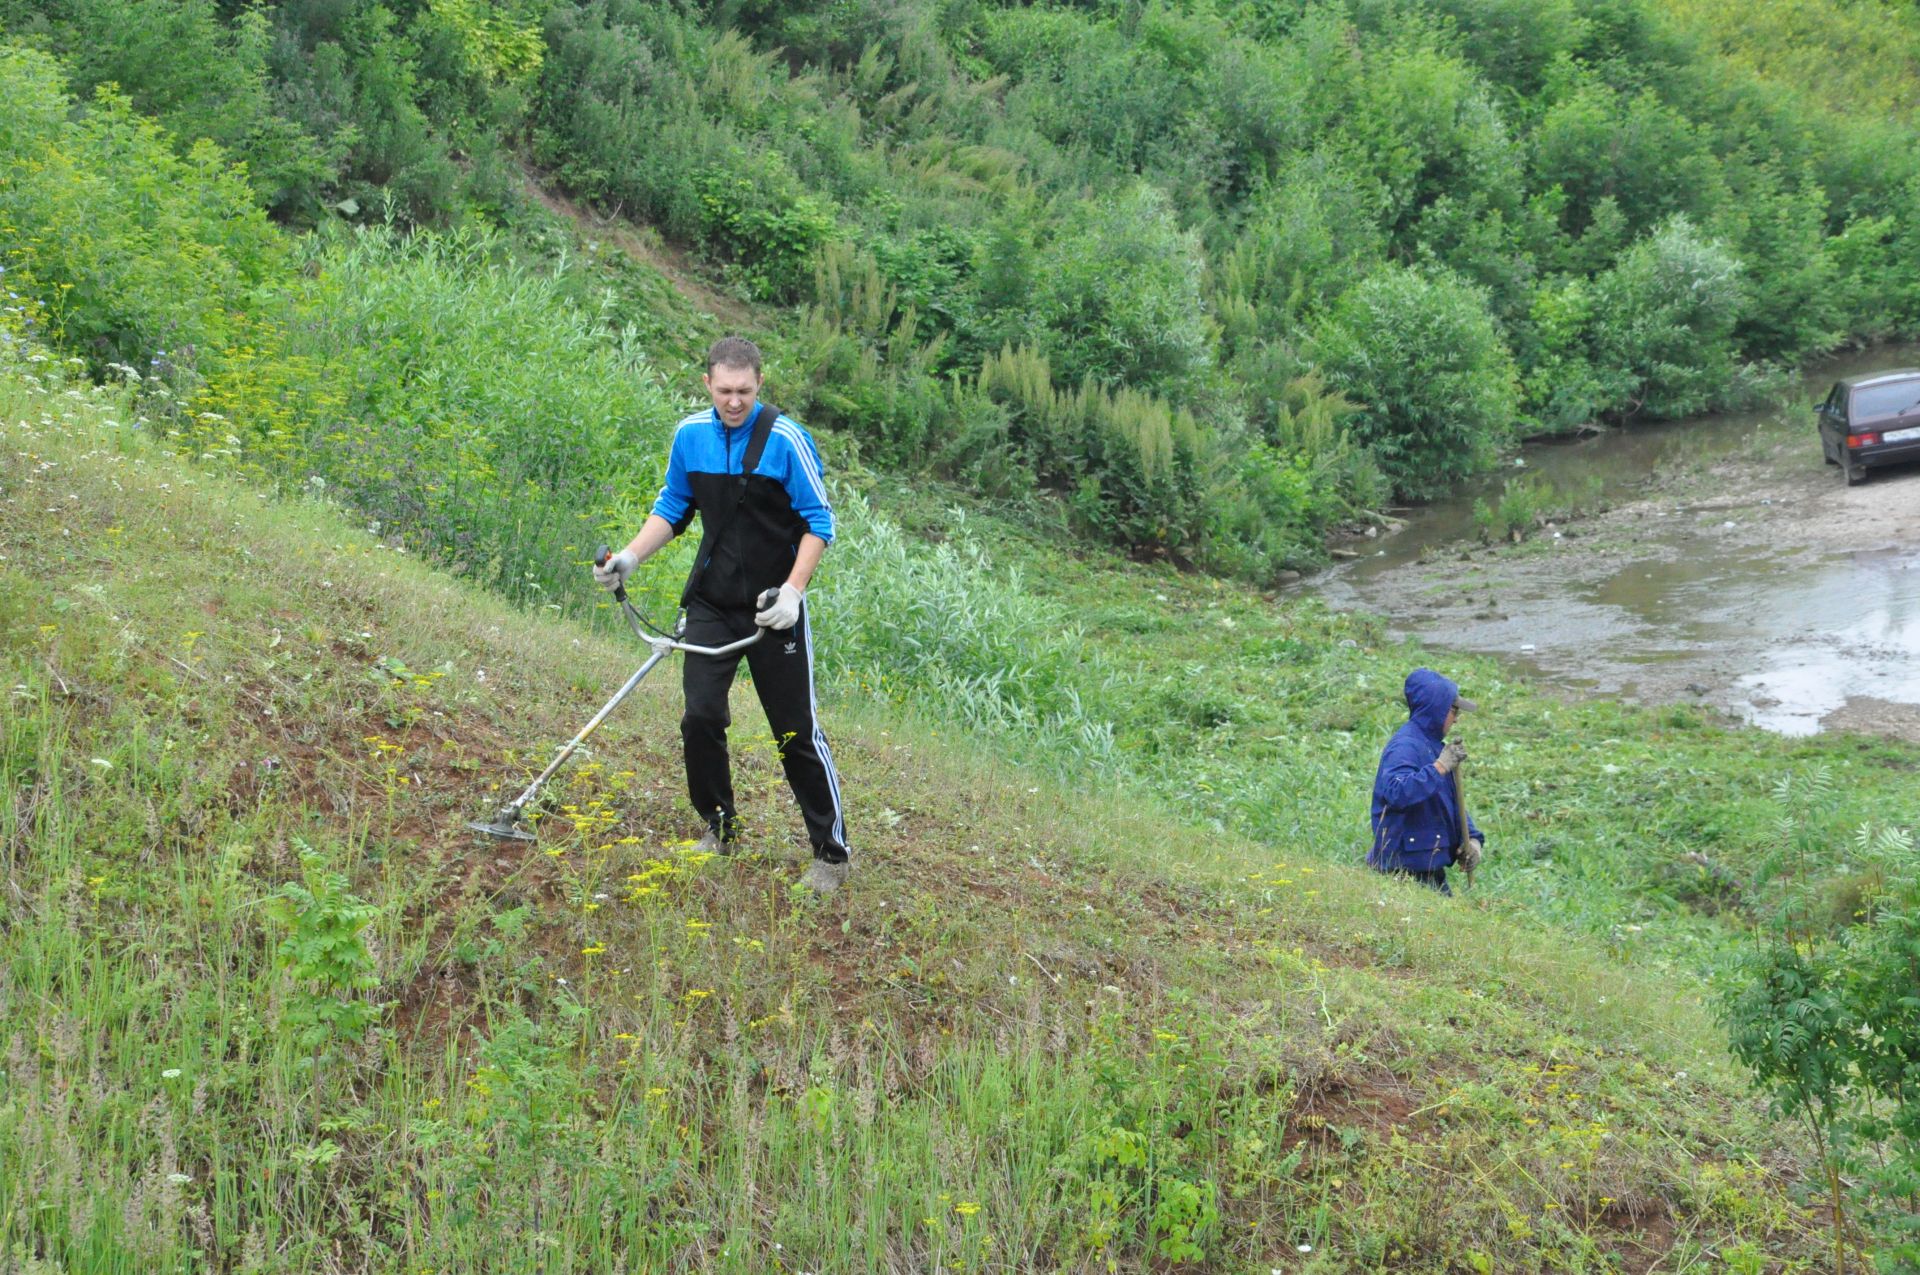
[594,543,766,653]
[659,629,764,657]
[468,563,764,842]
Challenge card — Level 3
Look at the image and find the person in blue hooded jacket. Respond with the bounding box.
[1367,668,1484,894]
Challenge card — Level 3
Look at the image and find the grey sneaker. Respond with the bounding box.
[799,857,851,896]
[693,827,734,857]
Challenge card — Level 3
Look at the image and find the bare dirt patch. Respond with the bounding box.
[519,165,753,331]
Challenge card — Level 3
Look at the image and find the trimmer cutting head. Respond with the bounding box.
[467,807,537,842]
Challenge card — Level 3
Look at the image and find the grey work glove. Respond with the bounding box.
[593,548,638,591]
[1457,837,1483,872]
[1435,740,1467,774]
[754,583,803,630]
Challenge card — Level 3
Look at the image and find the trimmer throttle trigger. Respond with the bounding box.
[594,543,629,603]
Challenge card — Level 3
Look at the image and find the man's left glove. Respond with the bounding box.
[1457,837,1483,872]
[754,583,803,630]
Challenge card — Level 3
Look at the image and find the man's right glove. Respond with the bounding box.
[1435,740,1467,774]
[754,583,803,630]
[593,548,638,591]
[1457,837,1483,872]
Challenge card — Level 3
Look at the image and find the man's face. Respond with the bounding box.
[1444,702,1460,736]
[704,362,762,428]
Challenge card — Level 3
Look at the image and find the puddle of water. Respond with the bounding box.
[1733,551,1920,735]
[1311,344,1920,738]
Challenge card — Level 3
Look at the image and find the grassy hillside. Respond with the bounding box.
[0,325,1849,1271]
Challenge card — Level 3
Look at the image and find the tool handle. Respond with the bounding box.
[1452,765,1475,890]
[594,543,629,603]
[668,628,766,657]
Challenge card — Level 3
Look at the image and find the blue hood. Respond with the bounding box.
[1403,668,1459,739]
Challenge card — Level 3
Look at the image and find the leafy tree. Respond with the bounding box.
[1722,881,1920,1271]
[1530,76,1723,239]
[1212,151,1385,342]
[1343,40,1523,239]
[1710,164,1840,360]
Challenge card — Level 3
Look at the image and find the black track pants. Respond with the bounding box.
[680,597,850,863]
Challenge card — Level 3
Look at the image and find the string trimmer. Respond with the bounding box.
[466,546,765,842]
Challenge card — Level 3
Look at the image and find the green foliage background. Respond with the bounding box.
[6,0,1920,580]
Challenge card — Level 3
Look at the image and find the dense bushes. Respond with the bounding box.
[519,0,1920,566]
[6,0,1920,577]
[0,46,284,372]
[260,225,684,602]
[0,0,538,221]
[1027,185,1212,398]
[1589,216,1747,419]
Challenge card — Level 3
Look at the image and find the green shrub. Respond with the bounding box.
[1341,40,1523,239]
[7,0,521,223]
[1469,473,1600,543]
[1212,151,1385,339]
[976,344,1205,553]
[1028,183,1212,398]
[1589,216,1744,419]
[17,0,338,216]
[0,45,286,373]
[1711,166,1840,361]
[1308,264,1519,499]
[1530,76,1724,240]
[1413,0,1590,95]
[1515,275,1608,433]
[693,149,841,298]
[233,223,685,605]
[818,494,1121,765]
[1720,839,1920,1270]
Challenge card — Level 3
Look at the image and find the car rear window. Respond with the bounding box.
[1851,379,1920,418]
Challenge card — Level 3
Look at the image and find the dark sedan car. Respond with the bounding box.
[1818,369,1920,485]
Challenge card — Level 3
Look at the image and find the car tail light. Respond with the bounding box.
[1847,432,1881,448]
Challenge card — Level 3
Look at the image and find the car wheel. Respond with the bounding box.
[1846,463,1869,487]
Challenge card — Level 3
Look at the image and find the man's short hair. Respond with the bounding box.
[706,336,763,375]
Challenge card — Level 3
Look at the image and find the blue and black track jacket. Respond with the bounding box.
[651,402,835,610]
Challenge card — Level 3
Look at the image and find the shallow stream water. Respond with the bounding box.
[1309,345,1920,739]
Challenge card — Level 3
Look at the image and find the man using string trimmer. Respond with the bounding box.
[594,337,854,895]
[1365,668,1484,895]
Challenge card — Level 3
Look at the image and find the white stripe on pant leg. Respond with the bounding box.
[800,603,848,850]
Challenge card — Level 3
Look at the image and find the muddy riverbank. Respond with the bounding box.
[1312,346,1920,743]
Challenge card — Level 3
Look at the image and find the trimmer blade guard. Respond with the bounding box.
[467,812,537,843]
